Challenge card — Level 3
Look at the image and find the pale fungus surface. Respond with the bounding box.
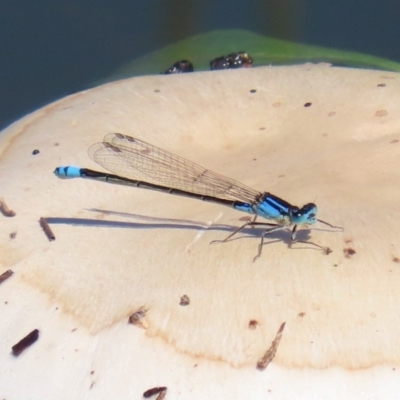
[1,64,400,398]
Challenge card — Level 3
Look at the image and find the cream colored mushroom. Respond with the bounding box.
[1,64,399,398]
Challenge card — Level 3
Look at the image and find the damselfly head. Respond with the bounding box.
[291,203,318,225]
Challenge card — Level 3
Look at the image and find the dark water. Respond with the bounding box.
[1,0,400,131]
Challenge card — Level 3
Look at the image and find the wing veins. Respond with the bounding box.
[88,133,260,202]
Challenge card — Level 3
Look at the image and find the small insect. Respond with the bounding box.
[210,52,253,70]
[164,60,194,74]
[210,55,231,70]
[227,52,253,68]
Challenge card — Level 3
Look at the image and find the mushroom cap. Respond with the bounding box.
[1,64,399,398]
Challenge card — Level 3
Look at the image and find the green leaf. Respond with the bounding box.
[101,29,400,83]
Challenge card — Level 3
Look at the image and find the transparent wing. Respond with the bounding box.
[88,133,261,203]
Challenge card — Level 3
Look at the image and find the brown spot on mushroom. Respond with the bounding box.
[298,312,306,317]
[248,319,259,329]
[343,248,356,258]
[375,109,388,117]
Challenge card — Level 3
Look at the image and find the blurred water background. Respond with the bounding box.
[2,0,400,130]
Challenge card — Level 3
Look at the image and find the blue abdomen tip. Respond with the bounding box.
[54,166,82,178]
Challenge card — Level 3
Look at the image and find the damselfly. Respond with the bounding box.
[54,133,342,261]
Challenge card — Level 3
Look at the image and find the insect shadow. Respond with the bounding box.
[47,208,328,251]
